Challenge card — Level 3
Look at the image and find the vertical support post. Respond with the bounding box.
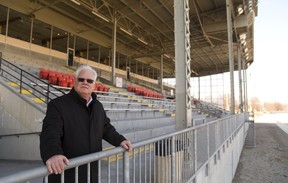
[193,129,197,176]
[73,34,76,56]
[210,75,212,103]
[142,63,144,76]
[67,29,70,50]
[198,77,200,100]
[171,136,176,183]
[135,60,138,75]
[206,123,210,176]
[86,40,89,60]
[0,52,2,72]
[98,46,101,63]
[222,73,226,109]
[117,53,120,69]
[238,46,243,112]
[160,54,164,94]
[226,0,235,114]
[123,151,130,183]
[29,17,34,45]
[243,69,248,112]
[5,8,9,44]
[50,26,53,50]
[174,0,192,130]
[111,9,117,86]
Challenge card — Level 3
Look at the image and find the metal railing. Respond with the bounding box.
[0,113,245,183]
[0,57,66,105]
[0,132,41,139]
[277,121,288,134]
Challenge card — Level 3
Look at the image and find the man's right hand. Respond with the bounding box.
[45,155,69,174]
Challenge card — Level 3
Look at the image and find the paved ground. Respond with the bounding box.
[233,119,288,183]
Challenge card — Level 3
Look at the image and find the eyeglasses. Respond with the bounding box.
[77,78,94,84]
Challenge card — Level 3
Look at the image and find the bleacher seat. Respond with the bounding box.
[128,85,163,99]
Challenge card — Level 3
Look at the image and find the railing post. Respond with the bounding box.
[0,52,2,73]
[171,136,176,183]
[46,84,50,104]
[123,151,130,183]
[20,70,23,94]
[206,123,210,177]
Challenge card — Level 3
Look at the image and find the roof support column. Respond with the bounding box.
[111,9,117,86]
[237,46,243,112]
[98,46,101,63]
[243,67,248,112]
[135,61,138,75]
[160,54,164,94]
[210,75,213,103]
[4,8,9,44]
[198,77,200,100]
[86,40,89,60]
[174,0,192,130]
[226,0,235,114]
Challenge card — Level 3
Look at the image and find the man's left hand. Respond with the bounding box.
[120,140,132,152]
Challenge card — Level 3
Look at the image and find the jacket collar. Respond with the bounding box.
[69,88,97,107]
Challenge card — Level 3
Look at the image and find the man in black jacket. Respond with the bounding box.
[40,65,132,182]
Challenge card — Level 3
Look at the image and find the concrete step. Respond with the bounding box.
[111,116,176,132]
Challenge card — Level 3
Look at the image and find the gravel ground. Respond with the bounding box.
[233,117,288,183]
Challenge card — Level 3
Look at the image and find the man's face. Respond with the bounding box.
[74,69,95,99]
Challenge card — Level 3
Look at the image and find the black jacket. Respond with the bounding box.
[40,88,126,182]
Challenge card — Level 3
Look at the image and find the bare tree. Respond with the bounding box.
[250,97,262,112]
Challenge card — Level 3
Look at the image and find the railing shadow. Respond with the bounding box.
[0,57,66,105]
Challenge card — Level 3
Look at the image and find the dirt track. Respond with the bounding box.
[232,122,288,183]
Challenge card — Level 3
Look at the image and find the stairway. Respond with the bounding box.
[245,112,256,147]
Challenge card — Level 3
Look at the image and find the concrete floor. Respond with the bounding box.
[233,119,288,183]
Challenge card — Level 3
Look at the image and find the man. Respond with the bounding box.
[40,65,132,182]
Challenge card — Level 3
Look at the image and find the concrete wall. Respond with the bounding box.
[195,124,245,183]
[0,80,45,160]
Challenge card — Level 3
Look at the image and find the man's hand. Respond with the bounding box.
[120,140,132,152]
[45,155,69,174]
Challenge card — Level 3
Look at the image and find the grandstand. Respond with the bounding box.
[0,0,257,183]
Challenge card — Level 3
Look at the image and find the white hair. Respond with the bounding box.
[75,65,97,81]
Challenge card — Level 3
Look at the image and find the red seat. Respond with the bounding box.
[39,68,49,80]
[128,85,133,92]
[58,77,68,87]
[68,81,74,88]
[48,72,57,85]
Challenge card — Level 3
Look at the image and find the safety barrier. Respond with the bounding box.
[0,113,246,183]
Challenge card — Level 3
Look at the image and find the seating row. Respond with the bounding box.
[127,85,163,99]
[39,68,75,87]
[39,68,109,92]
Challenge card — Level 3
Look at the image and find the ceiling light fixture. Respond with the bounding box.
[237,4,244,15]
[92,10,110,22]
[164,54,171,59]
[137,38,148,45]
[71,0,81,5]
[239,33,246,40]
[120,27,132,36]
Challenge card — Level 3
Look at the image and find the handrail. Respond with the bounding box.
[0,114,245,183]
[0,132,41,139]
[0,57,66,105]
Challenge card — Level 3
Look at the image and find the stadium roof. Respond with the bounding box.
[0,0,257,78]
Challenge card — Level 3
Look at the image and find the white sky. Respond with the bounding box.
[248,0,288,103]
